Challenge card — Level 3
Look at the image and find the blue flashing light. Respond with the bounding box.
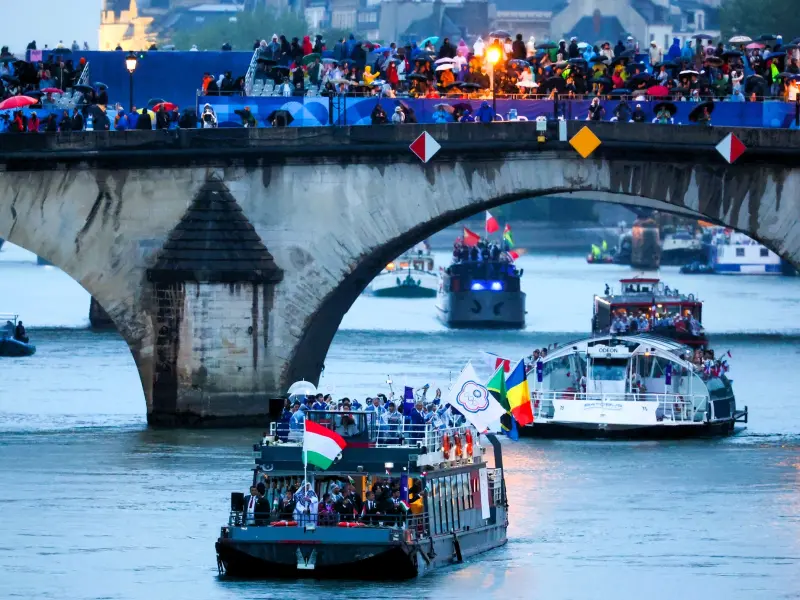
[470,282,485,291]
[470,281,504,291]
[490,281,503,291]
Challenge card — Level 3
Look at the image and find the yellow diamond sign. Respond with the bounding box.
[569,126,601,158]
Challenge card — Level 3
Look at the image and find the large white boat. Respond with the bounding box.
[526,334,746,439]
[708,229,781,275]
[366,245,438,298]
[660,229,705,265]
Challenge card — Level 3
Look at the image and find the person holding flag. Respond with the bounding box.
[502,223,514,249]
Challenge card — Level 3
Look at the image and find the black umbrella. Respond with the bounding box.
[610,56,629,66]
[590,56,609,63]
[0,74,19,84]
[0,56,16,64]
[490,30,511,39]
[26,90,44,98]
[746,74,766,84]
[704,56,723,67]
[266,109,294,126]
[443,82,464,90]
[568,57,588,65]
[537,42,558,50]
[653,101,677,116]
[460,82,482,91]
[407,73,428,82]
[629,72,653,84]
[619,49,636,58]
[73,84,94,93]
[592,76,613,86]
[413,55,432,63]
[50,47,72,55]
[257,57,277,66]
[721,50,743,59]
[653,61,678,69]
[694,34,714,40]
[542,76,566,92]
[451,102,472,113]
[94,82,108,89]
[608,88,631,97]
[625,62,646,73]
[688,101,714,122]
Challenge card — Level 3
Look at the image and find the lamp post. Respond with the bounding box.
[486,46,501,120]
[125,52,138,112]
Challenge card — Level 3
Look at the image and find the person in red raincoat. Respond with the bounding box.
[302,35,313,56]
[386,61,399,89]
[27,112,40,133]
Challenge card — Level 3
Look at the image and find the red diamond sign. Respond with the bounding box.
[715,133,746,164]
[409,131,441,163]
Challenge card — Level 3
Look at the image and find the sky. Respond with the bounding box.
[1,0,102,54]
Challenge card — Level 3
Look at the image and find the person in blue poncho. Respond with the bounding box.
[666,37,681,61]
[432,105,452,123]
[475,100,495,123]
[681,40,694,62]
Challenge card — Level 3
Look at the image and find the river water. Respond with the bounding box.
[1,245,799,599]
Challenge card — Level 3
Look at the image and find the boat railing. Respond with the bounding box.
[486,468,505,506]
[271,410,478,452]
[532,391,708,423]
[228,509,430,535]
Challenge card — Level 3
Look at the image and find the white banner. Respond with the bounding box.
[446,362,507,432]
[553,399,660,426]
[479,468,491,520]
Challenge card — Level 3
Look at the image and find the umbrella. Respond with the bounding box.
[370,46,391,54]
[460,82,482,91]
[451,102,472,114]
[94,82,108,89]
[50,47,72,55]
[769,51,786,58]
[419,36,439,47]
[577,42,589,49]
[0,56,16,64]
[516,80,539,88]
[287,380,316,396]
[41,87,63,94]
[0,74,19,84]
[434,103,454,113]
[590,56,609,63]
[778,72,798,79]
[537,42,558,49]
[653,101,678,116]
[592,75,613,85]
[490,30,511,39]
[413,55,432,63]
[679,69,699,76]
[688,101,714,122]
[152,102,178,112]
[321,50,334,58]
[329,78,351,85]
[646,85,669,97]
[608,88,631,97]
[746,42,765,49]
[704,56,723,66]
[267,109,294,127]
[619,49,636,58]
[653,61,678,69]
[610,56,629,66]
[73,84,94,94]
[728,36,752,43]
[792,38,800,45]
[746,74,765,83]
[721,50,743,59]
[625,62,646,73]
[509,59,530,67]
[694,34,714,40]
[443,81,464,90]
[542,76,566,91]
[0,95,38,110]
[407,73,428,82]
[257,57,277,66]
[435,63,454,71]
[26,90,44,98]
[568,57,588,66]
[301,53,320,65]
[630,72,653,83]
[321,58,338,64]
[434,57,455,64]
[758,34,778,41]
[554,60,568,68]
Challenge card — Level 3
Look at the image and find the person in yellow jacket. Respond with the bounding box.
[362,66,379,85]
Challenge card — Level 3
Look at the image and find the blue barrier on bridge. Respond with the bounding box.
[200,95,800,129]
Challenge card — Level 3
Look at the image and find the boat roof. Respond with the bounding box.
[544,334,695,368]
[618,277,660,284]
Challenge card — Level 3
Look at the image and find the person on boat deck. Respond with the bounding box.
[311,393,327,411]
[293,482,319,526]
[318,493,337,525]
[361,490,382,524]
[334,489,355,521]
[277,491,295,520]
[379,402,403,442]
[14,321,28,344]
[3,320,14,338]
[244,485,260,525]
[254,482,271,525]
[335,398,359,437]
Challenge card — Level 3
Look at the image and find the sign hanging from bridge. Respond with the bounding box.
[409,132,441,163]
[569,126,602,159]
[715,133,746,164]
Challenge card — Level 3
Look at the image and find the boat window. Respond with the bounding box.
[760,248,769,257]
[736,248,745,257]
[590,358,628,381]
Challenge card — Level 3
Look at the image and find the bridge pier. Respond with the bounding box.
[89,297,115,329]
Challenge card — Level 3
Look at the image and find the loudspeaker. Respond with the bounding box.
[231,492,245,512]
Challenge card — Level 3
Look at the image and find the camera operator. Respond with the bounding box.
[200,103,217,128]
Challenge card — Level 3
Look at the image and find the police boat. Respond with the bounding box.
[0,314,36,357]
[215,410,508,579]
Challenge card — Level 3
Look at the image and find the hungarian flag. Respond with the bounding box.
[485,211,500,234]
[463,227,480,247]
[503,224,514,247]
[303,420,346,469]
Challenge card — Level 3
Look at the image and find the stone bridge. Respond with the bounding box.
[0,122,798,426]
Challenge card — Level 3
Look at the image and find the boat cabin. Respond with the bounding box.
[593,277,705,346]
[441,261,522,294]
[384,255,434,274]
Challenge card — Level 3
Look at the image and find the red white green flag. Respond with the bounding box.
[303,420,346,470]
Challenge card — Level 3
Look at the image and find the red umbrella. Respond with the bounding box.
[41,87,64,94]
[0,95,38,110]
[646,85,669,98]
[152,101,178,112]
[745,42,765,50]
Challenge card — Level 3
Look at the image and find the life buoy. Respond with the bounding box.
[465,429,474,457]
[454,432,463,458]
[270,520,294,527]
[442,433,451,459]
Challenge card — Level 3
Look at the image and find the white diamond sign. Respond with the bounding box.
[409,131,441,163]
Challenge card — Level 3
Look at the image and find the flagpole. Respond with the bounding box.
[303,419,308,487]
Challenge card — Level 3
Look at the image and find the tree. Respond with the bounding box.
[719,0,800,40]
[167,10,310,52]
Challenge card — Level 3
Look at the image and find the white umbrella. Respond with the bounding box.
[287,380,317,396]
[436,63,454,71]
[434,57,455,65]
[577,42,589,49]
[516,80,539,88]
[680,70,699,76]
[728,35,752,43]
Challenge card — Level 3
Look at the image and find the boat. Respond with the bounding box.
[0,314,36,357]
[366,245,437,298]
[437,243,525,329]
[215,410,508,579]
[708,229,781,275]
[525,334,747,439]
[660,228,705,265]
[679,261,715,275]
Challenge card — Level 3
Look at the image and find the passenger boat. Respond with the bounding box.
[592,277,707,347]
[366,246,437,298]
[708,229,781,275]
[215,410,508,579]
[0,314,36,357]
[437,251,525,329]
[526,334,747,439]
[660,229,705,266]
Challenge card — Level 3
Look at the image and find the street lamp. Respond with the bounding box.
[485,46,501,120]
[125,52,138,112]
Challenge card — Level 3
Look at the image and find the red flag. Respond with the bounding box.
[485,211,500,234]
[463,227,480,246]
[508,250,520,260]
